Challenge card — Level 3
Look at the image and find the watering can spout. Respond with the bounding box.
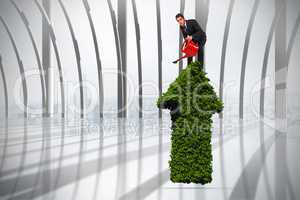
[173,55,188,64]
[173,40,199,64]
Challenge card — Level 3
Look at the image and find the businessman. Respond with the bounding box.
[176,13,206,65]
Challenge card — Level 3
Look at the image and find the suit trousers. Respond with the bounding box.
[187,45,204,65]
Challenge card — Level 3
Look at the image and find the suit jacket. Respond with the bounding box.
[180,19,206,46]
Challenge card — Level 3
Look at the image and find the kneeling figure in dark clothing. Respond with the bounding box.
[176,13,207,65]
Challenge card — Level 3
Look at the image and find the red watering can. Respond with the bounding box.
[173,39,199,64]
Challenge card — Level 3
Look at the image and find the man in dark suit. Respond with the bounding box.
[176,13,206,65]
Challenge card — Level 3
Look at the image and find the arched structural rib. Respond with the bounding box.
[219,0,235,119]
[10,0,46,115]
[259,7,299,119]
[286,12,300,68]
[118,0,127,118]
[0,16,28,118]
[239,0,261,119]
[82,0,104,119]
[34,0,65,118]
[259,9,282,116]
[131,0,143,118]
[285,12,300,119]
[106,0,123,118]
[156,0,162,118]
[0,55,8,118]
[57,0,84,118]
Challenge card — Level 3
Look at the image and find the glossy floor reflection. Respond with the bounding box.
[0,114,299,200]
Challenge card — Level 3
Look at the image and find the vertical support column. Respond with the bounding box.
[156,0,162,118]
[118,0,127,118]
[178,0,185,73]
[275,0,287,200]
[195,0,209,70]
[42,0,51,117]
[195,0,208,31]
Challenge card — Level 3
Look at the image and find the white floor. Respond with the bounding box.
[0,113,299,200]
